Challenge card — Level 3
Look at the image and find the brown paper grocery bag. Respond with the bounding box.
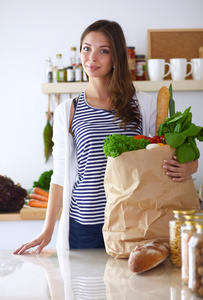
[102,145,200,258]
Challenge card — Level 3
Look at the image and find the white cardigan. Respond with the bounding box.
[51,91,157,251]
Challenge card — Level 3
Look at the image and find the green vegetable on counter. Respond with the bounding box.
[103,134,150,158]
[33,170,53,192]
[158,106,203,163]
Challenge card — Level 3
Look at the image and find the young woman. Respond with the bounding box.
[14,20,198,254]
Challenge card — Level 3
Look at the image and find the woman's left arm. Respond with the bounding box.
[163,156,198,182]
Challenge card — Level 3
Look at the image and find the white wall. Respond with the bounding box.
[0,0,203,190]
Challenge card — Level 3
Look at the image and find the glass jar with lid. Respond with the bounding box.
[135,55,146,80]
[169,209,197,267]
[181,219,199,284]
[127,47,136,81]
[188,223,203,297]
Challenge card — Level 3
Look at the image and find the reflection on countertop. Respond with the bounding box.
[0,249,199,300]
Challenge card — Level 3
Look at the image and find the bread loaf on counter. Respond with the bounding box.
[128,241,169,273]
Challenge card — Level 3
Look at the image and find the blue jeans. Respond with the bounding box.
[69,217,105,249]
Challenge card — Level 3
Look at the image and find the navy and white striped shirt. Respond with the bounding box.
[70,91,142,225]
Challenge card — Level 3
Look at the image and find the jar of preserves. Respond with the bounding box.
[127,47,136,81]
[188,223,203,297]
[135,55,146,80]
[169,209,197,267]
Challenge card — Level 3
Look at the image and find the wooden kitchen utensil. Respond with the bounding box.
[55,94,60,106]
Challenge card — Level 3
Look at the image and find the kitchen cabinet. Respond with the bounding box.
[41,80,203,96]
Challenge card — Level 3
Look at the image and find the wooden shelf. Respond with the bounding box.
[41,80,203,94]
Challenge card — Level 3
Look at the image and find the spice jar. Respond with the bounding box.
[188,223,203,297]
[127,47,136,81]
[169,209,197,267]
[135,55,146,80]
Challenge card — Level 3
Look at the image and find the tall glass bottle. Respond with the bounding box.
[53,54,61,83]
[45,57,53,83]
[67,58,74,82]
[53,54,66,82]
[70,47,77,66]
[75,57,82,82]
[56,54,65,82]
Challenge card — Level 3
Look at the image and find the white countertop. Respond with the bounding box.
[0,249,199,300]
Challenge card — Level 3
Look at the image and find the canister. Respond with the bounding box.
[169,209,197,267]
[181,213,203,284]
[188,223,203,297]
[181,220,197,284]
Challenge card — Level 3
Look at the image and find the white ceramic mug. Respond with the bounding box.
[191,58,203,80]
[170,58,193,81]
[147,59,171,81]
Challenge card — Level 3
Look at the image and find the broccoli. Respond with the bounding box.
[103,134,150,158]
[33,170,53,191]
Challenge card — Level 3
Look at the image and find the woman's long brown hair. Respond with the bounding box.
[80,20,140,130]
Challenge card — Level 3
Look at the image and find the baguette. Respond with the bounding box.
[155,86,170,134]
[128,241,169,273]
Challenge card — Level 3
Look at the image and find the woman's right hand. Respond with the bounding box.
[13,231,52,255]
[13,185,63,255]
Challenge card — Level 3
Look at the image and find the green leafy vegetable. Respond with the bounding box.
[33,170,53,191]
[158,106,203,163]
[169,84,175,117]
[43,120,54,163]
[103,134,150,158]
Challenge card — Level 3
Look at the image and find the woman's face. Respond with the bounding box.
[80,31,113,80]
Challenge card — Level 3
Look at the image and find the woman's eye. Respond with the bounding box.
[83,46,90,51]
[101,49,109,54]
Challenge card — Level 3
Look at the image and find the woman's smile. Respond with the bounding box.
[86,65,100,71]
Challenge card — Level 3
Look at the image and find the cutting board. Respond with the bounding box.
[20,206,47,220]
[20,206,61,220]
